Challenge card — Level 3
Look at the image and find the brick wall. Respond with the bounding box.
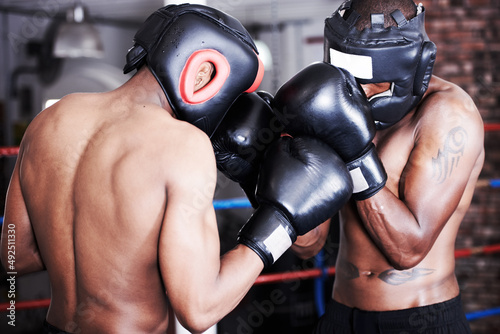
[423,0,500,120]
[421,1,500,332]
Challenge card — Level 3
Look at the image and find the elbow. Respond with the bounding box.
[291,222,330,259]
[387,246,428,271]
[384,232,434,270]
[390,256,423,271]
[0,247,44,276]
[0,240,8,272]
[175,308,218,334]
[291,244,322,260]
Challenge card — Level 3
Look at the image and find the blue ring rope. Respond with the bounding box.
[314,249,326,317]
[490,179,500,188]
[1,176,499,226]
[0,198,253,227]
[213,197,252,210]
[1,178,499,225]
[466,307,500,321]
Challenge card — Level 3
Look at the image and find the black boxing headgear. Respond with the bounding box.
[324,1,437,129]
[123,4,264,137]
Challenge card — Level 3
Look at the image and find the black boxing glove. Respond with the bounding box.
[212,92,282,207]
[238,136,353,267]
[273,62,386,200]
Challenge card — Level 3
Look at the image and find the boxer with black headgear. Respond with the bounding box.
[272,1,483,333]
[1,4,353,333]
[123,3,264,137]
[324,0,437,129]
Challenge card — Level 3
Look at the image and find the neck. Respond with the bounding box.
[120,66,174,116]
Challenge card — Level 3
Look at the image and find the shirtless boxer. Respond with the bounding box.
[0,4,354,333]
[273,0,484,332]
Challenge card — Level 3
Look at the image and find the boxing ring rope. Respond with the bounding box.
[0,146,19,157]
[0,123,500,158]
[1,240,500,320]
[484,123,500,132]
[1,123,500,321]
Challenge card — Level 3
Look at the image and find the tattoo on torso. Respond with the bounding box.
[338,260,435,286]
[432,126,468,184]
[338,260,360,280]
[378,268,435,285]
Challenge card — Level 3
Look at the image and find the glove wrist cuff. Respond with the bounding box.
[346,143,387,200]
[237,204,296,268]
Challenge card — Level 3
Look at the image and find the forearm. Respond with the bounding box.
[171,244,263,333]
[356,188,428,269]
[216,244,264,308]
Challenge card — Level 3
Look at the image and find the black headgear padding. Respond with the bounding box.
[124,4,264,137]
[324,1,437,129]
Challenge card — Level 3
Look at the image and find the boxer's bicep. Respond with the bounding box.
[157,132,265,330]
[157,133,222,321]
[401,103,483,240]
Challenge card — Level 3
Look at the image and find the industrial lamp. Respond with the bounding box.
[53,2,104,58]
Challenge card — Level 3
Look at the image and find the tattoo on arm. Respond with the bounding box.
[431,126,468,184]
[378,268,435,285]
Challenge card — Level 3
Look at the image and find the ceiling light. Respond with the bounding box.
[53,2,104,58]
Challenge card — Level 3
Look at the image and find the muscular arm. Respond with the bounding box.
[158,129,263,333]
[1,150,45,275]
[356,88,484,269]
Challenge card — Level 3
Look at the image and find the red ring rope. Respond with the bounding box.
[484,123,500,132]
[0,146,19,157]
[454,244,500,258]
[255,266,336,285]
[1,243,499,312]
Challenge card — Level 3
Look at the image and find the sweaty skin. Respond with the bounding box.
[0,65,263,333]
[295,75,484,311]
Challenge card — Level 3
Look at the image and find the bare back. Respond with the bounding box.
[15,89,184,332]
[1,64,265,334]
[333,76,485,311]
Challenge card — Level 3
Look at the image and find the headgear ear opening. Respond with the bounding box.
[179,49,230,105]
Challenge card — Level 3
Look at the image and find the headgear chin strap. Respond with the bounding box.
[123,4,264,137]
[324,1,437,129]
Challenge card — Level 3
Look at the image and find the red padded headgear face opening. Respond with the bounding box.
[179,49,231,104]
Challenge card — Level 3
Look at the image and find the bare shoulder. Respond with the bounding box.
[50,92,98,109]
[415,76,484,146]
[156,118,217,183]
[162,120,214,162]
[410,76,485,177]
[418,76,483,132]
[21,93,94,143]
